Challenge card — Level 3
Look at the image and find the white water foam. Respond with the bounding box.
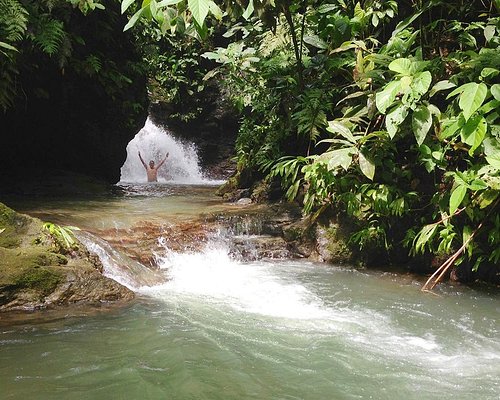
[138,240,500,381]
[120,117,222,185]
[140,242,327,320]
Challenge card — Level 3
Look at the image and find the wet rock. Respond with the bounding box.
[314,223,353,264]
[0,203,133,312]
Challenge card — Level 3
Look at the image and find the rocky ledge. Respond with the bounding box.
[0,203,133,312]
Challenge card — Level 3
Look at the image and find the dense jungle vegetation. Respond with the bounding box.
[1,0,499,286]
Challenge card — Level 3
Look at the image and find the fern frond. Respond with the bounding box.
[0,0,28,44]
[32,15,66,56]
[0,60,18,112]
[292,89,329,143]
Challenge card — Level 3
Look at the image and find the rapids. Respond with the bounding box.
[1,184,499,400]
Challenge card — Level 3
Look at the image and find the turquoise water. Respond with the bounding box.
[1,185,499,399]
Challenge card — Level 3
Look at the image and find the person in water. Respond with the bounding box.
[138,151,169,182]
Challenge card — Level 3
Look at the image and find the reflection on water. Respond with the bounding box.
[3,184,227,231]
[0,184,499,400]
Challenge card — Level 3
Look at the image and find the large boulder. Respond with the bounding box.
[0,202,133,312]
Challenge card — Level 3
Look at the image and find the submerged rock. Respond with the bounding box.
[0,203,133,312]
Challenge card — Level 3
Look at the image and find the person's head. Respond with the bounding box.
[149,160,155,168]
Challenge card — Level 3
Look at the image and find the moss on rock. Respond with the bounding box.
[0,202,133,312]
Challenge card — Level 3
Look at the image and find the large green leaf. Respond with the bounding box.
[327,121,356,143]
[449,184,467,215]
[429,80,456,97]
[486,153,500,170]
[376,80,401,114]
[124,5,147,31]
[491,84,500,101]
[188,0,210,26]
[412,105,432,146]
[386,105,408,139]
[325,148,354,171]
[459,82,487,120]
[483,137,500,156]
[389,58,413,75]
[411,71,432,98]
[461,116,487,155]
[359,151,375,180]
[484,25,496,42]
[121,0,136,14]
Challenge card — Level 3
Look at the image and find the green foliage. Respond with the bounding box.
[30,14,67,55]
[42,222,80,252]
[0,0,28,110]
[210,0,500,279]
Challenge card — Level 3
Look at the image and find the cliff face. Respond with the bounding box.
[0,1,148,183]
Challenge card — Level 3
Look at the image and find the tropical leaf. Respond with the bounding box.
[461,116,487,155]
[386,105,408,139]
[429,80,455,97]
[324,148,354,171]
[449,184,467,215]
[359,151,375,180]
[491,84,500,101]
[459,82,488,121]
[412,105,432,146]
[327,121,356,143]
[411,71,432,98]
[388,58,413,75]
[188,0,210,26]
[376,80,400,114]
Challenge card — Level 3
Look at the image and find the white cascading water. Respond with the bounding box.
[140,238,327,320]
[120,117,218,184]
[76,231,165,290]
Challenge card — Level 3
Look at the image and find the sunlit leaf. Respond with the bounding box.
[429,80,455,97]
[412,105,432,145]
[459,82,487,120]
[324,148,354,171]
[188,0,210,26]
[124,5,147,31]
[386,105,408,139]
[491,84,500,101]
[486,153,500,169]
[376,80,401,114]
[388,58,413,75]
[359,151,375,180]
[242,0,254,20]
[450,184,467,215]
[411,71,432,97]
[327,121,356,143]
[461,116,487,155]
[121,0,136,14]
[484,25,496,42]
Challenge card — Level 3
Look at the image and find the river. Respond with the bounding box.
[1,184,499,400]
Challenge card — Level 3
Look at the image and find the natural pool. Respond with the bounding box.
[1,185,499,400]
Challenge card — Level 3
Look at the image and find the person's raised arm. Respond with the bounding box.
[156,152,169,169]
[138,151,147,169]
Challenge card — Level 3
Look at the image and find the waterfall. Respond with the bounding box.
[120,117,219,184]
